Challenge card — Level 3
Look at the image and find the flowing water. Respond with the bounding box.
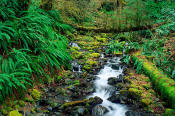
[89,56,128,116]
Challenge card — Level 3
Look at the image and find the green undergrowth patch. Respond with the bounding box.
[124,69,164,114]
[132,51,175,109]
[0,0,72,105]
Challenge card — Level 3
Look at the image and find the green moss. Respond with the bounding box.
[141,98,152,106]
[89,53,100,58]
[143,83,151,90]
[56,88,66,95]
[18,100,25,107]
[87,60,98,66]
[9,110,22,116]
[31,108,36,113]
[71,46,80,51]
[128,88,143,98]
[132,51,175,108]
[31,89,41,101]
[95,36,107,43]
[72,51,83,59]
[14,105,20,109]
[24,96,34,103]
[62,99,89,108]
[83,65,91,71]
[100,33,108,38]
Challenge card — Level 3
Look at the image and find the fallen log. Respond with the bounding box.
[132,51,175,108]
[67,22,166,33]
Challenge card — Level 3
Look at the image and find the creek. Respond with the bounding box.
[89,55,128,116]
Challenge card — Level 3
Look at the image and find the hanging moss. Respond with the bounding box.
[132,51,175,108]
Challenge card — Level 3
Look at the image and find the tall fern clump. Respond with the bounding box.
[0,0,71,102]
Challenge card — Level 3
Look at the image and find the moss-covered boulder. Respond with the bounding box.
[128,88,143,99]
[9,110,22,116]
[31,89,41,101]
[89,53,101,58]
[141,98,152,106]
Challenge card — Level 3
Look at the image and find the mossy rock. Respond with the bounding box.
[31,89,41,101]
[9,110,22,116]
[61,99,89,109]
[89,53,101,58]
[14,105,20,110]
[83,65,91,71]
[128,88,143,99]
[95,36,107,43]
[86,60,98,66]
[18,100,25,107]
[141,98,152,106]
[24,96,34,103]
[71,46,80,51]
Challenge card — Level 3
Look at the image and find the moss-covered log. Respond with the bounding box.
[132,51,175,108]
[67,22,165,33]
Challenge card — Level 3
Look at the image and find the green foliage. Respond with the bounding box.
[145,0,175,36]
[134,59,143,74]
[122,55,131,65]
[123,36,174,79]
[0,0,71,102]
[106,40,125,54]
[133,52,175,108]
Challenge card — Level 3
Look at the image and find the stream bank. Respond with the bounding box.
[1,33,167,116]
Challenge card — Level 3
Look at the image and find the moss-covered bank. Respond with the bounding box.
[132,51,175,109]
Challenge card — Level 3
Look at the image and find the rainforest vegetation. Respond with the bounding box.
[0,0,175,116]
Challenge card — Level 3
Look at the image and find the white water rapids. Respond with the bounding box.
[89,57,128,116]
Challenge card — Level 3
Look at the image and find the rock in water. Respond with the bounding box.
[111,64,120,70]
[107,94,121,103]
[108,77,123,85]
[92,105,109,116]
[125,110,155,116]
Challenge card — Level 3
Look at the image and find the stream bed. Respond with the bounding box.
[89,56,128,116]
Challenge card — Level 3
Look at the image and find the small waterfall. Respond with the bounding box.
[89,57,128,116]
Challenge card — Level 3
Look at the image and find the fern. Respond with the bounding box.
[0,0,71,102]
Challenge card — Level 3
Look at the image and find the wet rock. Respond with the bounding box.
[38,99,49,106]
[114,83,125,91]
[89,96,103,107]
[109,59,116,63]
[48,107,53,112]
[125,110,154,116]
[108,77,122,85]
[85,87,95,94]
[72,61,80,72]
[75,106,86,115]
[92,105,109,116]
[54,112,64,116]
[111,64,120,70]
[107,94,121,103]
[25,112,31,116]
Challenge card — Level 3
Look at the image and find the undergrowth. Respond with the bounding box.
[0,0,71,102]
